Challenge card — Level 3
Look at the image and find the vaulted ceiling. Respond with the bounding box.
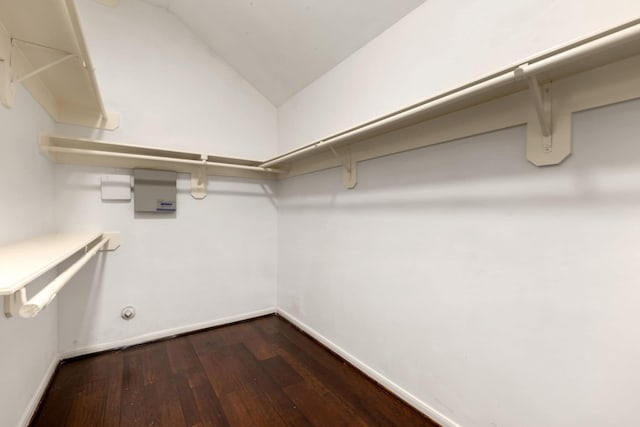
[141,0,426,105]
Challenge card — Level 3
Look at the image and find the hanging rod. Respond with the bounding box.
[260,18,640,168]
[260,71,515,168]
[18,236,110,318]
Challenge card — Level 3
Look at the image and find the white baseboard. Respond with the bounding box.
[60,307,276,359]
[44,307,460,427]
[276,308,462,427]
[20,355,59,427]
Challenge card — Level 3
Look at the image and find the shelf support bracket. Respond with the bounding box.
[0,32,15,108]
[1,36,78,108]
[0,57,13,108]
[516,64,571,166]
[329,146,357,189]
[191,155,208,199]
[13,53,77,84]
[4,288,27,318]
[526,76,552,140]
[524,79,572,166]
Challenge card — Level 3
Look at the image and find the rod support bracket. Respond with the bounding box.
[525,79,571,166]
[190,155,208,199]
[4,288,27,318]
[1,36,78,108]
[527,76,553,141]
[517,64,569,166]
[343,156,357,189]
[329,146,357,189]
[0,33,15,108]
[517,65,552,139]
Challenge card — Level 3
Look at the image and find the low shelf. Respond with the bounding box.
[0,232,103,296]
[1,232,120,319]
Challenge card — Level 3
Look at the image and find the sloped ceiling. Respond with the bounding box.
[142,0,426,105]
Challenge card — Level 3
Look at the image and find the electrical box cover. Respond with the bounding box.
[133,169,177,213]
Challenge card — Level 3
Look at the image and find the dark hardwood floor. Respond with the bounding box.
[30,314,438,426]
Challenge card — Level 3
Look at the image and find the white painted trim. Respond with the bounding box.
[59,307,276,359]
[19,355,59,427]
[51,306,460,426]
[276,308,462,427]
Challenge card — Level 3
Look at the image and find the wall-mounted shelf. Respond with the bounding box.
[1,232,120,318]
[40,18,640,190]
[40,134,284,199]
[259,18,640,188]
[0,0,119,130]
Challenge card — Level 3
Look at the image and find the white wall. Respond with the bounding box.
[54,0,279,356]
[59,0,278,160]
[277,98,640,427]
[4,1,639,426]
[0,86,59,427]
[55,167,277,355]
[278,0,640,152]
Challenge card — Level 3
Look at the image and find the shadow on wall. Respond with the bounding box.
[56,253,107,350]
[277,98,640,211]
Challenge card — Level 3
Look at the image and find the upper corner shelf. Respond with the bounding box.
[0,232,103,296]
[0,0,119,130]
[259,18,640,172]
[33,17,640,191]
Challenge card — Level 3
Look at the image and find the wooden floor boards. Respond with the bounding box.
[30,315,438,426]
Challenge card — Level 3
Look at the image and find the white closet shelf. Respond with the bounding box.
[40,134,286,178]
[0,0,119,130]
[259,18,640,182]
[2,232,120,319]
[0,232,118,296]
[40,18,640,191]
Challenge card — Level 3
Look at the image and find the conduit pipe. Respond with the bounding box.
[19,236,110,318]
[44,146,284,174]
[260,18,640,169]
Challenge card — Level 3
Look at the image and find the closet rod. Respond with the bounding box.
[44,146,284,174]
[260,71,515,168]
[19,236,109,318]
[515,18,640,77]
[260,18,640,169]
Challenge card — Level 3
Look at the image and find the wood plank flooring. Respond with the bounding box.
[30,315,438,426]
